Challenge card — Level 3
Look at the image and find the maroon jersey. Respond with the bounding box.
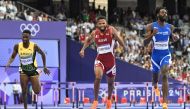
[94,26,116,77]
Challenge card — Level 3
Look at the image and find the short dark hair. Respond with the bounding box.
[22,30,31,35]
[96,16,106,22]
[155,7,167,15]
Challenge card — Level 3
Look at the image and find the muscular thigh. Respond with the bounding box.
[160,55,171,66]
[94,60,104,78]
[30,75,41,92]
[95,58,115,78]
[20,74,29,92]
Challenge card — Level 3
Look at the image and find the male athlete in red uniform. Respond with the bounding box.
[79,16,126,109]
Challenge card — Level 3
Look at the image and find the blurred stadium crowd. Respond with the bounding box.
[1,0,190,83]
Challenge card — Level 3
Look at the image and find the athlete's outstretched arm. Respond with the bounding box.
[5,44,18,70]
[79,30,95,58]
[35,44,50,75]
[111,26,127,51]
[144,23,157,46]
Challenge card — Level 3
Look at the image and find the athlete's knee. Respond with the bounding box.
[107,77,114,86]
[32,84,41,94]
[107,80,114,86]
[33,90,40,94]
[33,87,41,94]
[94,78,101,86]
[162,74,168,82]
[161,65,169,74]
[95,71,103,79]
[94,68,103,79]
[21,87,27,94]
[95,74,102,79]
[34,91,40,94]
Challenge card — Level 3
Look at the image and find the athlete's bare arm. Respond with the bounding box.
[144,23,158,46]
[170,25,179,42]
[34,44,50,75]
[111,26,126,51]
[5,44,18,71]
[79,30,95,58]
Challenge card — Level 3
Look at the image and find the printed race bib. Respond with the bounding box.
[97,44,111,54]
[154,41,168,50]
[20,57,33,65]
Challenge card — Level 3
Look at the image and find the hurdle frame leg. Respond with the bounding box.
[183,84,186,109]
[152,86,154,109]
[72,82,75,108]
[4,83,6,109]
[114,82,117,109]
[40,83,43,109]
[146,83,149,109]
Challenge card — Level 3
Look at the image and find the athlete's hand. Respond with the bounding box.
[172,33,179,42]
[43,67,50,75]
[79,50,85,58]
[152,27,158,36]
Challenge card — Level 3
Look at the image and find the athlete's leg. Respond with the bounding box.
[30,75,41,94]
[91,60,104,109]
[20,74,29,109]
[94,66,103,101]
[161,65,169,103]
[151,58,161,96]
[152,73,160,89]
[106,76,115,109]
[106,76,115,100]
[160,55,171,109]
[105,65,116,109]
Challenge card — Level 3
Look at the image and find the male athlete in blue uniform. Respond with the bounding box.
[144,7,179,109]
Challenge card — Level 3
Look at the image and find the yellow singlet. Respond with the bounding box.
[18,42,38,73]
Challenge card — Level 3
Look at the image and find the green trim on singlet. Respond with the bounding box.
[20,63,37,71]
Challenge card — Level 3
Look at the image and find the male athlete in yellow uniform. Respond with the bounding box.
[5,30,50,109]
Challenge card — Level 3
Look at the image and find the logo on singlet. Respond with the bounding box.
[157,31,169,35]
[98,38,107,43]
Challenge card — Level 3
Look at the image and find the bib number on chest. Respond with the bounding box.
[20,57,33,65]
[154,41,168,50]
[97,44,111,54]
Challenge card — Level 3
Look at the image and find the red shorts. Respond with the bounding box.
[94,53,116,77]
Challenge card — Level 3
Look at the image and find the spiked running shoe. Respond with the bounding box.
[91,100,98,109]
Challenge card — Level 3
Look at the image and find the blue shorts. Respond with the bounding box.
[151,50,171,73]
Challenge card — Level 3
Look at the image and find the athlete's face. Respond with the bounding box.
[22,33,30,44]
[97,19,107,32]
[158,9,167,22]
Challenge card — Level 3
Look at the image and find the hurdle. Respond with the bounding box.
[2,81,190,109]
